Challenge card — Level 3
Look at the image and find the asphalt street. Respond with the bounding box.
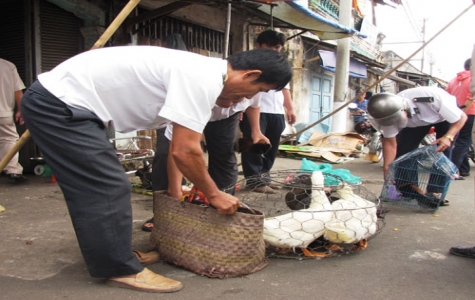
[1,154,475,300]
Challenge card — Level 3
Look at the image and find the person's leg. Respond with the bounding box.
[395,125,433,199]
[204,113,239,193]
[0,116,24,176]
[239,113,266,188]
[21,81,143,278]
[261,114,285,174]
[140,127,171,232]
[151,127,169,191]
[451,115,474,175]
[427,121,452,194]
[459,157,471,176]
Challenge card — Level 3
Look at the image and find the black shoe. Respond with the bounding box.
[460,172,470,177]
[449,246,475,258]
[6,173,28,183]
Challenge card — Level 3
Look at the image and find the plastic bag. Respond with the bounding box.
[300,158,362,185]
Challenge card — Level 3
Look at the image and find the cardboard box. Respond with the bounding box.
[305,131,365,152]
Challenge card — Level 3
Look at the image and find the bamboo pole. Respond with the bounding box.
[0,0,141,172]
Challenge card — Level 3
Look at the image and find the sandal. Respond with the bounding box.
[439,199,450,206]
[133,250,160,265]
[428,193,450,207]
[141,217,154,232]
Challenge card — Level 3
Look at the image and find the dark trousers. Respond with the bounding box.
[451,114,474,174]
[151,127,170,191]
[151,114,239,194]
[239,112,285,187]
[21,81,143,278]
[204,112,240,192]
[396,121,452,194]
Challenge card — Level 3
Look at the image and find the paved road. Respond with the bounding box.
[1,156,474,300]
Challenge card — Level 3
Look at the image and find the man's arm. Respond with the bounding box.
[471,43,475,96]
[382,137,397,179]
[244,106,269,144]
[170,123,240,214]
[282,88,296,125]
[167,142,185,199]
[14,90,24,125]
[434,112,467,152]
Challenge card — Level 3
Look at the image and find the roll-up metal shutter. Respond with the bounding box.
[0,0,27,84]
[38,0,84,72]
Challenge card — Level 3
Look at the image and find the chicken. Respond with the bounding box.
[263,171,335,257]
[324,185,378,250]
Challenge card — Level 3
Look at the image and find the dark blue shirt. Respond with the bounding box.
[352,99,368,123]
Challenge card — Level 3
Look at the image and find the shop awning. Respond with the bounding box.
[257,1,365,40]
[368,67,417,86]
[318,50,367,78]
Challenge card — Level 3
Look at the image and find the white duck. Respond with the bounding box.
[263,171,335,257]
[324,184,378,250]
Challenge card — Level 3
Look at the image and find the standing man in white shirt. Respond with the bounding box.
[239,30,296,194]
[0,58,27,183]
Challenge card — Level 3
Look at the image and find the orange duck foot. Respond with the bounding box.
[351,239,368,251]
[325,243,344,252]
[301,248,332,258]
[275,247,294,254]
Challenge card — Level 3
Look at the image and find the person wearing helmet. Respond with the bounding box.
[368,86,467,208]
[368,86,466,178]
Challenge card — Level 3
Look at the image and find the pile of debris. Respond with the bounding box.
[279,131,365,163]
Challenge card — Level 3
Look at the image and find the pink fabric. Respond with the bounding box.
[446,69,475,115]
[471,44,475,96]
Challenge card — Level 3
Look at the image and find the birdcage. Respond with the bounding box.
[380,145,458,212]
[225,170,385,259]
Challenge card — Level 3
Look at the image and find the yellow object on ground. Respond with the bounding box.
[365,153,380,163]
[0,205,5,213]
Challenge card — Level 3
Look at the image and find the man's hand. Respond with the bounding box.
[433,136,452,152]
[286,111,297,125]
[208,191,241,214]
[14,110,24,125]
[251,131,270,145]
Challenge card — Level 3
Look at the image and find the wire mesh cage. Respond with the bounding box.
[226,169,385,259]
[380,146,458,212]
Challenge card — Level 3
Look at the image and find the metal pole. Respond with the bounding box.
[0,0,142,172]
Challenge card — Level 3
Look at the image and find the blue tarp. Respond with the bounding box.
[319,50,368,78]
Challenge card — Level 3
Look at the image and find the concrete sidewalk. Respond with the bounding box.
[1,156,475,300]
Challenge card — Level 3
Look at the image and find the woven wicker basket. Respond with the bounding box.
[149,192,268,278]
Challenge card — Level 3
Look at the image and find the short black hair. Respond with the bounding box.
[256,30,286,47]
[464,58,471,71]
[227,48,292,91]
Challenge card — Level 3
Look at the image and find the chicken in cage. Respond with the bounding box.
[380,145,458,212]
[228,170,385,259]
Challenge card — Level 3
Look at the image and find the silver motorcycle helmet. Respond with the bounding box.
[367,93,409,128]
